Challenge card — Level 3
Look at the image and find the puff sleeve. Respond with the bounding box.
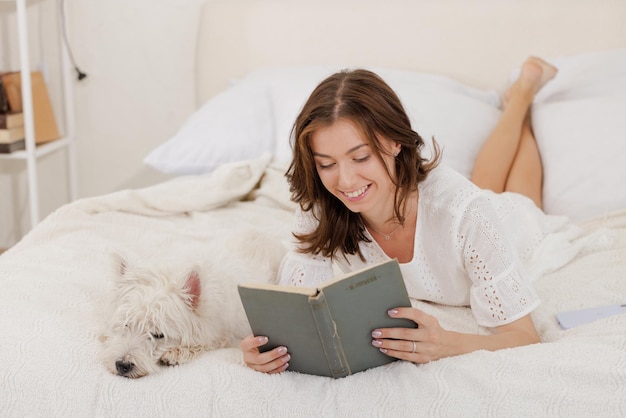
[459,195,540,327]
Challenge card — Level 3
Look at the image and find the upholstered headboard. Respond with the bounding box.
[195,0,626,103]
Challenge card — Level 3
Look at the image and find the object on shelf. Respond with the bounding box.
[0,76,7,112]
[0,82,26,153]
[0,111,24,129]
[0,71,60,143]
[0,125,24,141]
[0,138,25,153]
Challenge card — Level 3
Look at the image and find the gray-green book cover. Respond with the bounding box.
[238,258,416,378]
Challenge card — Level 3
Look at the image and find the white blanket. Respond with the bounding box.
[1,154,625,417]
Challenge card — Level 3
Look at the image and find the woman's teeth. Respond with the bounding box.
[345,185,368,198]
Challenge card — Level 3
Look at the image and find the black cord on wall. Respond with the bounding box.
[59,0,87,81]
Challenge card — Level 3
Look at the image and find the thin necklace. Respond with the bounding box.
[367,222,401,241]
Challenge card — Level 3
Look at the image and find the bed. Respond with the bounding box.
[2,1,626,416]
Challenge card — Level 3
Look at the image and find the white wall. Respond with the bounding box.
[0,0,204,247]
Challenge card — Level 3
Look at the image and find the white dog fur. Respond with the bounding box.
[97,230,285,378]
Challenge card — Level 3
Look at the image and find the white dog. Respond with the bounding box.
[98,230,285,378]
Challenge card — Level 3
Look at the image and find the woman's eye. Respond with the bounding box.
[354,155,370,163]
[317,162,335,170]
[151,333,164,339]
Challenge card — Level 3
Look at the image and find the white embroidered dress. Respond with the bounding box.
[278,165,606,328]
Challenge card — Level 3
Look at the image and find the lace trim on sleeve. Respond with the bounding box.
[469,267,540,327]
[461,195,540,327]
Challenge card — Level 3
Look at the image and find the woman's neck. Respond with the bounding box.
[363,191,418,240]
[367,192,418,263]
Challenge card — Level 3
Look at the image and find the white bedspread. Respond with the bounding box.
[1,154,625,417]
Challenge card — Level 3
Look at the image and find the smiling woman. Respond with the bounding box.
[285,69,441,262]
[240,66,613,375]
[309,119,416,262]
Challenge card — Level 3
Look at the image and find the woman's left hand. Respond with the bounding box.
[372,307,540,363]
[371,307,451,364]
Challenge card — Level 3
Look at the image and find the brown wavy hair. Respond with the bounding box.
[285,69,441,260]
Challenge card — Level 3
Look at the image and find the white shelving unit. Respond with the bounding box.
[0,0,78,229]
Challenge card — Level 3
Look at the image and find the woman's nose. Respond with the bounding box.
[337,163,356,188]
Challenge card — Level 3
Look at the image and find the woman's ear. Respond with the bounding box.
[380,137,401,157]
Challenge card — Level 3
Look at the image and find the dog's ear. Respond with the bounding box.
[185,271,201,308]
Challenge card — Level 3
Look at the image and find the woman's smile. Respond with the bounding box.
[342,184,371,200]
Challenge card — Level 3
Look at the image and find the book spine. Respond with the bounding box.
[0,77,8,113]
[309,293,350,378]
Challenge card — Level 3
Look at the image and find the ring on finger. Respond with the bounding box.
[411,340,416,353]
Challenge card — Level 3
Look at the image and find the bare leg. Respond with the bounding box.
[470,84,533,193]
[504,116,543,208]
[471,57,556,205]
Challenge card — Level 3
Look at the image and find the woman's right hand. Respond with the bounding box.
[240,335,291,374]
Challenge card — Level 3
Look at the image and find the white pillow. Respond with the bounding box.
[383,70,501,179]
[268,66,342,165]
[270,67,502,178]
[146,65,502,178]
[144,70,277,175]
[531,49,626,222]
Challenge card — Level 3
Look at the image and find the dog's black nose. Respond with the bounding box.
[115,360,134,376]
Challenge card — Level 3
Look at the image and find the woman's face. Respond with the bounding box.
[310,119,400,220]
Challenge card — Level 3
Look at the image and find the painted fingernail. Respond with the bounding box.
[379,348,388,354]
[372,339,382,347]
[388,309,398,316]
[372,330,382,338]
[277,346,287,355]
[257,336,268,344]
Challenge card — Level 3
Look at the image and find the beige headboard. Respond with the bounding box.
[196,0,626,104]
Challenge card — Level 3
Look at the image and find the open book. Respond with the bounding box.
[237,258,416,378]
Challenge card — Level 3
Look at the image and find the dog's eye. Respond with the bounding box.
[151,332,164,339]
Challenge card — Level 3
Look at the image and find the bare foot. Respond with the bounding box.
[524,56,558,92]
[504,56,557,106]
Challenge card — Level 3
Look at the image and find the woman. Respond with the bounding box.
[241,57,584,374]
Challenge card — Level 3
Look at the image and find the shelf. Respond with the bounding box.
[0,136,72,160]
[1,0,78,232]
